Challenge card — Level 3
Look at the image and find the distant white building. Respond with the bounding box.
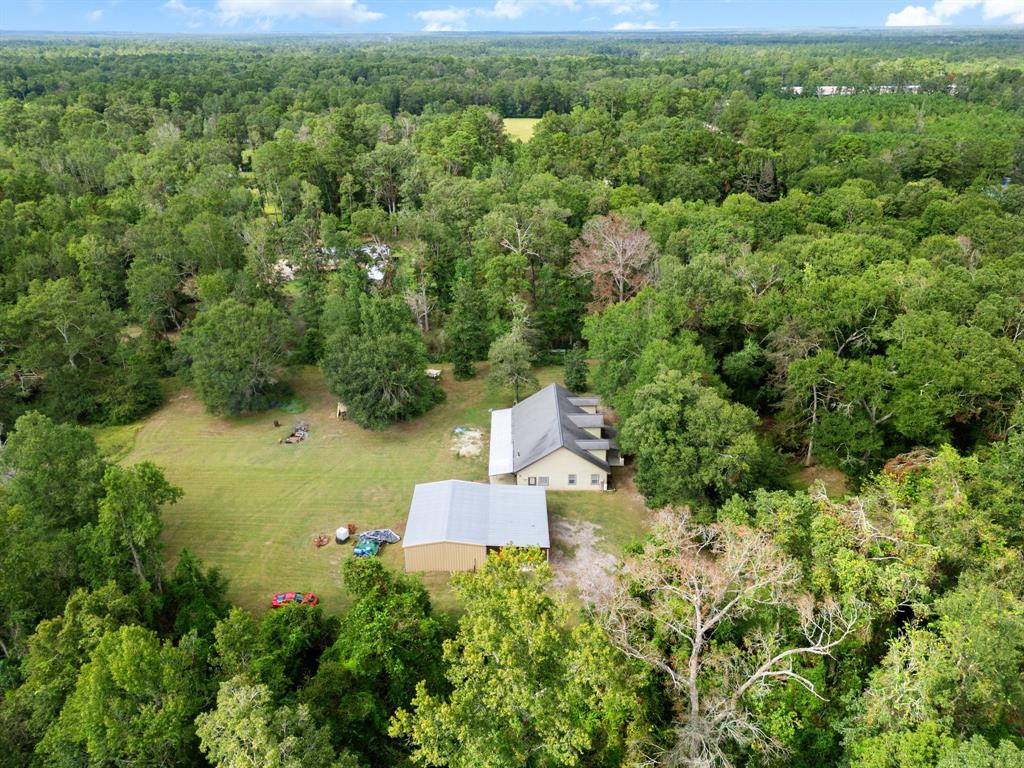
[816,85,857,97]
[358,242,390,283]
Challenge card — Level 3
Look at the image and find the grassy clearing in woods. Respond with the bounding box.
[503,117,540,141]
[103,364,649,615]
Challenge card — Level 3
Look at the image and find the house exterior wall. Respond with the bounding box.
[585,426,602,437]
[404,542,487,572]
[516,447,607,491]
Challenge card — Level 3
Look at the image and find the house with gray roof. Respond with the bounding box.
[488,383,622,491]
[403,480,549,572]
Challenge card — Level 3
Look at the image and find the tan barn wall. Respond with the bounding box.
[516,447,607,491]
[404,542,487,573]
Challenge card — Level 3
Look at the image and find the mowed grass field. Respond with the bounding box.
[503,117,541,141]
[111,364,649,615]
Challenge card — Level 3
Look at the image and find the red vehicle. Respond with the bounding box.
[270,592,319,608]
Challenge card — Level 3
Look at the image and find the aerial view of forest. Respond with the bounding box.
[1,18,1024,768]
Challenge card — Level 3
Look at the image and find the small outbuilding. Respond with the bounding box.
[403,480,549,573]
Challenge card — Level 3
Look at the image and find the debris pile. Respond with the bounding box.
[281,422,310,444]
[450,426,484,458]
[882,448,935,480]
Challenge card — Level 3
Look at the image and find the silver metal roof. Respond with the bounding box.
[403,480,549,549]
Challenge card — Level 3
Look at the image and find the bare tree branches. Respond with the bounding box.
[571,213,657,308]
[598,509,859,768]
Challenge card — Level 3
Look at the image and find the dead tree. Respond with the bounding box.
[571,213,657,308]
[599,510,858,768]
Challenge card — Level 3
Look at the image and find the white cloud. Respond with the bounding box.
[85,8,104,21]
[478,0,580,20]
[428,0,662,26]
[163,0,211,27]
[982,0,1024,22]
[589,0,657,15]
[932,0,979,14]
[486,0,527,18]
[611,19,660,29]
[216,0,383,26]
[416,6,471,30]
[885,4,943,24]
[886,0,1024,25]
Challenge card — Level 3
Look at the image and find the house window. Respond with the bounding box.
[568,474,577,486]
[527,477,536,486]
[538,476,549,486]
[591,474,601,486]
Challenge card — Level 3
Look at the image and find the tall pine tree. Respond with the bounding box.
[447,265,491,380]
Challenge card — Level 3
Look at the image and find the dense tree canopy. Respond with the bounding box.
[2,30,1024,768]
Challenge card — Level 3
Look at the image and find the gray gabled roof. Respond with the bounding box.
[403,480,549,549]
[508,384,611,473]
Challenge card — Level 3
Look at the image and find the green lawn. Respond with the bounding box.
[109,365,648,615]
[503,117,540,142]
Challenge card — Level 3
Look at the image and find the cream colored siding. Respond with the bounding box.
[516,447,607,491]
[404,542,487,572]
[586,449,607,462]
[585,426,602,437]
[579,405,597,414]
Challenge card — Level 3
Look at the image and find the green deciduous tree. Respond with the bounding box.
[0,583,140,754]
[856,578,1024,740]
[619,368,764,506]
[487,307,537,402]
[126,257,180,334]
[38,625,209,767]
[301,558,449,759]
[181,298,296,415]
[0,410,105,528]
[391,549,629,768]
[321,294,443,429]
[88,462,182,591]
[197,676,357,768]
[0,278,138,422]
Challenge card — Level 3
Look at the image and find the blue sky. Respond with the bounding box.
[2,0,1023,34]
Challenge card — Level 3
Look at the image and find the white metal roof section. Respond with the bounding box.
[403,480,549,549]
[488,407,514,475]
